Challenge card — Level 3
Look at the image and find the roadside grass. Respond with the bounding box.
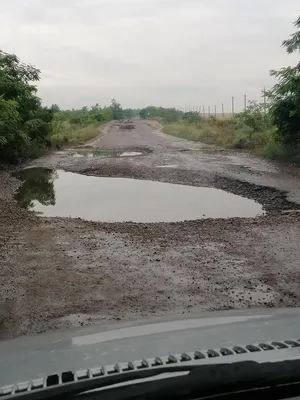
[163,119,237,148]
[262,139,300,163]
[163,118,300,163]
[51,123,101,147]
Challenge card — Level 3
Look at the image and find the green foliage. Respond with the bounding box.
[232,129,254,149]
[235,101,272,134]
[14,168,56,210]
[163,16,300,163]
[123,108,140,119]
[51,123,100,146]
[110,99,123,120]
[164,122,216,144]
[268,16,300,146]
[0,50,132,162]
[50,99,129,146]
[139,106,184,123]
[282,16,300,53]
[182,112,202,124]
[0,50,54,162]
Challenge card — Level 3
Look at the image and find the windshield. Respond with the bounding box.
[1,0,300,396]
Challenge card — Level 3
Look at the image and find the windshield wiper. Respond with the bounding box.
[4,359,300,400]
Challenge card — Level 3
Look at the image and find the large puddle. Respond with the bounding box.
[72,150,143,158]
[72,150,117,158]
[120,151,143,157]
[13,168,264,222]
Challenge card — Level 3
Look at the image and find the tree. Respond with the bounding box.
[50,104,60,113]
[139,106,183,122]
[123,108,140,119]
[110,99,123,120]
[282,16,300,54]
[14,168,56,210]
[269,16,300,146]
[0,50,54,162]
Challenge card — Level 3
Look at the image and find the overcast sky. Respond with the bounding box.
[1,0,299,110]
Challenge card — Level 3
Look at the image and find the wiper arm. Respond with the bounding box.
[5,359,300,400]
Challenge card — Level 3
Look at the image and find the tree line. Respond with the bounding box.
[1,16,300,163]
[0,50,139,162]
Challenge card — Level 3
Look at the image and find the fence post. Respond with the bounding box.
[231,97,235,117]
[244,93,247,111]
[263,87,267,116]
[214,105,217,118]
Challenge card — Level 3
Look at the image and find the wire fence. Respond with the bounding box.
[182,90,268,119]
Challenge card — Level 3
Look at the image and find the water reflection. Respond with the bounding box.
[13,168,56,211]
[13,168,264,222]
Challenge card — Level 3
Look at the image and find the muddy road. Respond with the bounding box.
[1,120,300,339]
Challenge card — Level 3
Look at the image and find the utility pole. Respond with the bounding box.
[263,87,267,116]
[222,103,224,118]
[232,97,235,117]
[244,93,247,111]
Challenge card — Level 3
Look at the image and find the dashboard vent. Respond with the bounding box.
[1,338,299,397]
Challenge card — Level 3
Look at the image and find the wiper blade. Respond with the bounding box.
[4,359,300,400]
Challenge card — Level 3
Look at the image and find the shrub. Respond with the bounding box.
[268,16,300,147]
[232,130,254,149]
[0,50,53,162]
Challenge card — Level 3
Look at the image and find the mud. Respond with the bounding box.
[1,120,300,339]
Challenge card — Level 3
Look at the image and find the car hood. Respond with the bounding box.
[1,308,300,387]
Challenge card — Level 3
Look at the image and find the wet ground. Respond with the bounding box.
[1,119,300,339]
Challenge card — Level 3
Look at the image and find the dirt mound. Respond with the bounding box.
[119,120,135,130]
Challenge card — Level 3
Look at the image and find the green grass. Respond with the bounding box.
[163,119,237,148]
[51,123,101,147]
[261,139,300,163]
[163,120,300,164]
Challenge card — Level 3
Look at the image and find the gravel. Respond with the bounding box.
[1,120,300,340]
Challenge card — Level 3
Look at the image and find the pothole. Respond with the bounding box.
[120,151,143,157]
[156,164,179,168]
[13,168,264,223]
[72,150,145,158]
[72,150,118,158]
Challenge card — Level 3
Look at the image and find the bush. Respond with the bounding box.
[268,16,300,147]
[183,112,202,124]
[233,129,255,149]
[200,127,213,141]
[50,99,131,146]
[235,101,272,133]
[262,135,285,159]
[0,50,53,162]
[51,123,100,146]
[139,106,184,122]
[271,96,300,146]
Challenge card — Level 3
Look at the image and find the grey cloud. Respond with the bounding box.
[1,0,299,109]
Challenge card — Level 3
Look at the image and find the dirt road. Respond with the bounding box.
[1,120,300,339]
